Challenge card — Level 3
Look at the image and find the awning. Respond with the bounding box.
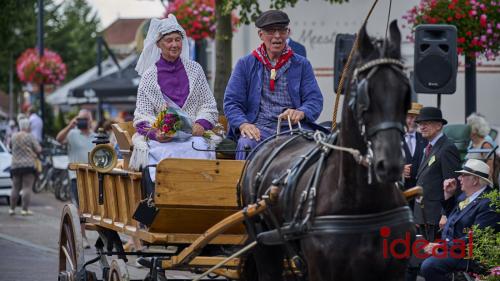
[70,57,139,101]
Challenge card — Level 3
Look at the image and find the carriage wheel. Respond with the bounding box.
[108,259,130,281]
[58,204,86,281]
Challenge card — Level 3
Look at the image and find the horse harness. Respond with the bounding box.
[241,58,414,270]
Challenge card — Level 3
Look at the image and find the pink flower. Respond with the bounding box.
[479,14,487,27]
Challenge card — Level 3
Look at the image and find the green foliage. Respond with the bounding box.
[471,189,500,277]
[221,0,347,25]
[0,0,37,94]
[45,0,100,81]
[482,189,500,213]
[471,225,499,270]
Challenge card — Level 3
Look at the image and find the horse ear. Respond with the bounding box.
[358,24,374,59]
[388,20,401,58]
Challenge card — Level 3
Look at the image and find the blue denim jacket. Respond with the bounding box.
[223,53,323,139]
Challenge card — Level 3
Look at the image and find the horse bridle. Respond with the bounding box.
[349,57,408,139]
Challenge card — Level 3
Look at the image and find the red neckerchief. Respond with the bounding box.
[252,43,294,91]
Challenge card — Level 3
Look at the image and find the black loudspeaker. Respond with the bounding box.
[413,24,458,94]
[334,33,355,93]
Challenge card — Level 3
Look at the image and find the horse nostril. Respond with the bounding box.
[375,160,386,174]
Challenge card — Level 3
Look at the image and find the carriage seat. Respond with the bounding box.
[443,124,471,161]
[111,122,135,169]
[111,118,235,169]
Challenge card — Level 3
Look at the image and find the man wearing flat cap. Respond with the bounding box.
[224,10,323,159]
[412,107,461,242]
[420,159,499,281]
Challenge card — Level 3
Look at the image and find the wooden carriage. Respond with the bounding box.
[58,122,269,281]
[58,122,422,281]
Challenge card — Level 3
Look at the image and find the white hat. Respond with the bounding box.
[135,14,189,76]
[456,159,492,186]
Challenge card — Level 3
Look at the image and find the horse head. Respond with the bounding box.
[347,20,411,184]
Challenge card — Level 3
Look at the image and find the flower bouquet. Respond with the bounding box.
[149,107,192,141]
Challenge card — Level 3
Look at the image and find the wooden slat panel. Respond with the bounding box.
[76,169,87,213]
[86,169,97,216]
[155,159,244,208]
[115,176,130,225]
[104,175,118,223]
[126,177,142,228]
[148,208,244,234]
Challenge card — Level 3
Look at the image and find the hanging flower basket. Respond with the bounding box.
[403,0,500,60]
[166,0,239,41]
[16,48,67,85]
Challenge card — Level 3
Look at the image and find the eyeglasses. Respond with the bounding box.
[262,28,289,36]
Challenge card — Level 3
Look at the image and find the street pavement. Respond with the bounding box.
[0,192,198,281]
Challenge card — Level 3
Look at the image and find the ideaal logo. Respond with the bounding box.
[380,226,473,259]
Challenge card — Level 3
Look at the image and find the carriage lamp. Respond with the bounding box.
[89,128,118,205]
[89,128,118,173]
[89,144,117,173]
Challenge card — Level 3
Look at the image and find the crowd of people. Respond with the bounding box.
[402,105,499,281]
[2,9,498,280]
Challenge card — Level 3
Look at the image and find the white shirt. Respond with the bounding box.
[464,186,488,204]
[29,113,43,143]
[67,129,96,179]
[405,132,416,156]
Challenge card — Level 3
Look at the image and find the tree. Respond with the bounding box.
[213,0,347,115]
[45,0,100,81]
[213,3,233,113]
[221,0,347,25]
[0,1,38,95]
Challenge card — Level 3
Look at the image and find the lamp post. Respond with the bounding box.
[464,56,477,118]
[37,0,45,140]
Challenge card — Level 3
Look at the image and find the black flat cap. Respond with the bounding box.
[415,107,448,125]
[255,10,290,29]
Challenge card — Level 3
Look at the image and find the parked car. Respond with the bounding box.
[0,140,13,204]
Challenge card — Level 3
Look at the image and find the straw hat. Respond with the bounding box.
[455,159,492,186]
[407,102,423,115]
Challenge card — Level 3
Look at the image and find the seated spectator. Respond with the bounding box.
[465,113,496,177]
[130,15,218,174]
[224,10,323,160]
[420,159,500,281]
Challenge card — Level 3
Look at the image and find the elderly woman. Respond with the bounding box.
[9,118,41,215]
[465,113,496,177]
[130,15,218,175]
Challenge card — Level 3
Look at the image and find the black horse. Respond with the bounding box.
[240,21,414,281]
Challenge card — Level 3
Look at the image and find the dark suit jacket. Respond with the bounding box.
[403,132,428,190]
[441,186,500,245]
[288,38,307,58]
[414,134,461,225]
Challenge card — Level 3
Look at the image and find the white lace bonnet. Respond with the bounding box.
[135,14,189,76]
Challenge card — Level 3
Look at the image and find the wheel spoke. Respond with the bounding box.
[61,245,75,271]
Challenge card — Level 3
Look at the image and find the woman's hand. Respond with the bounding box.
[156,132,173,143]
[192,123,205,136]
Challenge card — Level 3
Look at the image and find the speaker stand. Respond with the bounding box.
[437,93,441,109]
